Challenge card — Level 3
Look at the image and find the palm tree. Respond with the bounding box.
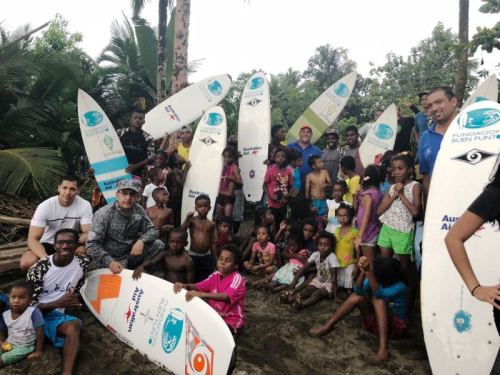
[456,0,470,105]
[171,0,191,94]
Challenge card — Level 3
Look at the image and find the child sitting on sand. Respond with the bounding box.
[0,281,44,367]
[270,234,309,292]
[334,203,358,294]
[309,256,407,364]
[240,207,275,261]
[274,220,293,266]
[146,188,173,241]
[174,244,246,337]
[243,226,277,276]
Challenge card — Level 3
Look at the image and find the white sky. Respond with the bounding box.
[3,0,499,86]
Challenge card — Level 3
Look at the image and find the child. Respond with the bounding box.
[145,151,170,184]
[217,147,243,220]
[263,148,293,227]
[240,207,275,261]
[168,152,189,227]
[182,195,217,282]
[377,154,421,310]
[305,155,331,216]
[334,203,358,293]
[274,220,293,265]
[309,256,407,364]
[288,149,303,216]
[326,179,351,234]
[340,156,360,204]
[300,218,319,254]
[286,231,339,309]
[309,201,325,232]
[146,188,174,241]
[216,216,233,256]
[379,151,397,195]
[353,165,383,263]
[142,168,167,209]
[243,226,277,276]
[132,228,195,284]
[174,244,246,337]
[0,281,44,367]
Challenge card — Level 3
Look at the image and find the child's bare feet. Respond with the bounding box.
[244,277,255,287]
[280,290,293,304]
[292,295,303,310]
[369,350,389,365]
[308,325,330,337]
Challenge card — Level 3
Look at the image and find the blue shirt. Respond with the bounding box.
[289,166,301,191]
[418,124,443,178]
[287,142,322,191]
[354,279,407,321]
[414,112,429,136]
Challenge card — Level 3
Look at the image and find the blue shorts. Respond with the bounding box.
[43,310,81,348]
[312,199,327,216]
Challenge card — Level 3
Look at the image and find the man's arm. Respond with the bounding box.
[27,226,48,259]
[79,223,90,245]
[422,174,430,209]
[86,210,115,268]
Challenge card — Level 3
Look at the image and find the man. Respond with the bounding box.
[27,228,90,375]
[414,91,433,143]
[21,176,93,272]
[117,109,156,179]
[321,129,341,182]
[358,109,384,138]
[86,179,164,274]
[393,104,419,153]
[287,125,322,192]
[340,125,364,177]
[419,87,458,202]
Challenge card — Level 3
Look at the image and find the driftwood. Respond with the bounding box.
[0,241,27,277]
[0,215,31,226]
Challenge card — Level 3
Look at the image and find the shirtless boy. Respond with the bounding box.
[305,155,332,216]
[146,188,174,241]
[182,195,217,282]
[132,228,195,284]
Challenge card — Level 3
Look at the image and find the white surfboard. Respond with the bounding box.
[422,101,500,375]
[358,104,398,168]
[462,74,498,110]
[181,107,227,223]
[81,269,236,375]
[144,74,232,140]
[286,71,357,144]
[238,73,271,202]
[78,89,132,204]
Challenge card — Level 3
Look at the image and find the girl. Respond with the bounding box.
[377,154,421,311]
[168,152,190,227]
[353,164,383,264]
[326,179,351,234]
[379,151,397,195]
[240,207,275,261]
[243,226,277,277]
[217,147,243,220]
[146,151,170,185]
[309,256,407,364]
[334,203,358,294]
[274,220,294,266]
[286,231,339,310]
[141,168,167,209]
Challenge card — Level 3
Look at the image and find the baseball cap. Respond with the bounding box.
[116,179,141,193]
[300,124,313,132]
[325,129,339,138]
[181,125,193,133]
[418,91,429,99]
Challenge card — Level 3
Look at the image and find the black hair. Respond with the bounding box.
[289,149,303,163]
[60,175,80,188]
[219,216,233,228]
[373,257,406,287]
[10,280,33,296]
[325,131,339,139]
[308,154,321,167]
[254,207,270,226]
[380,150,398,169]
[152,188,168,200]
[149,167,162,180]
[271,125,284,139]
[300,218,318,235]
[155,150,167,161]
[315,230,336,249]
[222,146,237,160]
[168,152,181,169]
[220,244,242,266]
[54,228,79,243]
[132,108,145,115]
[361,164,381,189]
[340,155,356,171]
[287,233,302,246]
[391,153,415,170]
[428,87,456,101]
[332,179,347,192]
[256,225,271,236]
[336,203,355,224]
[344,125,358,135]
[169,228,188,242]
[485,155,500,224]
[195,195,211,205]
[293,198,313,222]
[273,147,287,159]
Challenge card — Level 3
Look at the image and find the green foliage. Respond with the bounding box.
[470,0,500,54]
[479,0,500,13]
[33,15,82,54]
[133,16,158,87]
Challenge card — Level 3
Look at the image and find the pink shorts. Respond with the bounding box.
[361,314,406,339]
[310,278,333,296]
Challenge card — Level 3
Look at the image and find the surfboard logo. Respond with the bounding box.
[205,113,223,126]
[248,77,265,90]
[457,108,500,129]
[247,98,262,107]
[373,124,394,140]
[162,308,184,354]
[452,148,496,165]
[453,310,472,333]
[207,80,223,96]
[333,82,350,98]
[103,135,114,151]
[82,111,104,127]
[185,315,214,375]
[249,169,255,179]
[200,136,217,147]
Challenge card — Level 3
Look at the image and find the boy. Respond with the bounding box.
[0,281,44,367]
[305,155,331,216]
[321,129,341,183]
[182,195,217,282]
[174,244,246,337]
[216,217,233,256]
[142,168,167,209]
[132,228,195,284]
[340,156,360,204]
[146,188,174,241]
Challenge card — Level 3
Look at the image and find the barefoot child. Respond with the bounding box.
[0,281,44,367]
[305,155,332,216]
[274,220,293,266]
[142,168,167,209]
[146,188,173,241]
[217,147,243,220]
[243,226,277,277]
[182,195,217,282]
[168,153,189,227]
[340,156,360,204]
[286,231,339,309]
[309,256,407,364]
[132,228,194,284]
[288,149,303,216]
[174,244,246,336]
[216,216,233,256]
[326,180,351,234]
[334,204,358,294]
[240,207,275,261]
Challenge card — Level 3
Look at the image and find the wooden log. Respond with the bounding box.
[0,241,28,276]
[0,215,31,226]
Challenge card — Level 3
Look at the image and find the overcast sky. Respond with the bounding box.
[3,0,499,87]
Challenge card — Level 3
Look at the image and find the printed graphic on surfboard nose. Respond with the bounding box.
[82,111,104,127]
[205,113,223,126]
[333,82,350,98]
[207,79,223,96]
[248,77,265,90]
[457,108,500,129]
[162,308,184,354]
[373,123,394,140]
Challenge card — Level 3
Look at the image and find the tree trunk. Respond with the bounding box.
[170,0,191,95]
[157,0,168,103]
[456,0,469,106]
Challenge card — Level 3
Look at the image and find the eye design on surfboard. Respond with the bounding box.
[451,148,496,165]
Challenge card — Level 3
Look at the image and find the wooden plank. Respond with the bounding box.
[0,241,28,276]
[0,215,31,226]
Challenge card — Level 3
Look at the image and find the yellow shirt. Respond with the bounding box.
[343,175,360,204]
[178,143,191,169]
[334,226,358,267]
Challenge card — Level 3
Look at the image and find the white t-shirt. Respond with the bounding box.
[142,183,168,208]
[358,122,374,137]
[31,196,93,244]
[308,252,340,283]
[325,200,352,234]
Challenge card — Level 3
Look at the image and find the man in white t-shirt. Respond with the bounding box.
[21,176,93,272]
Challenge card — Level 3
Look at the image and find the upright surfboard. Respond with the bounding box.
[286,71,357,144]
[181,107,227,222]
[422,101,500,375]
[78,90,132,204]
[462,74,498,110]
[358,104,398,168]
[143,74,232,140]
[81,269,236,375]
[238,73,271,202]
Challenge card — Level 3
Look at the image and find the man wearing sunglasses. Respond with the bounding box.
[86,179,164,274]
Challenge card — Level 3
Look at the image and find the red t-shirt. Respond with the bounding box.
[264,166,293,208]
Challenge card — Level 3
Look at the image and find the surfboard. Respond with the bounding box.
[358,104,397,168]
[181,107,227,223]
[421,100,500,375]
[81,269,236,375]
[77,89,132,204]
[143,74,232,140]
[462,74,498,110]
[286,71,357,144]
[238,73,271,202]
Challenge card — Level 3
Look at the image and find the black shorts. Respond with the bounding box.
[217,194,236,207]
[42,242,56,256]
